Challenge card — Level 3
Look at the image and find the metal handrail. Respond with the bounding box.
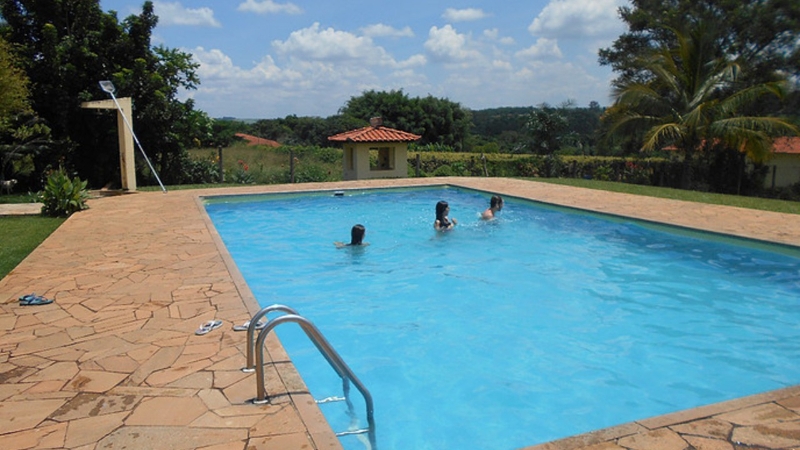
[242,304,299,372]
[253,314,376,449]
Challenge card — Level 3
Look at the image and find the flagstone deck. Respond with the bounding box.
[1,177,799,450]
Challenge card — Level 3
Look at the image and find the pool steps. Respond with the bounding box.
[243,304,377,449]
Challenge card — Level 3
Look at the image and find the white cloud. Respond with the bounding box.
[516,38,563,59]
[272,23,395,66]
[492,59,513,70]
[188,46,367,117]
[153,2,221,27]
[424,25,482,63]
[397,54,427,69]
[528,0,627,39]
[191,47,300,85]
[438,58,609,110]
[483,28,515,45]
[442,8,488,22]
[237,0,302,15]
[361,24,415,38]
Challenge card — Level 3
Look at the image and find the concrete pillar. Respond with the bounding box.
[80,97,137,191]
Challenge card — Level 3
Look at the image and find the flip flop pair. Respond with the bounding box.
[19,293,53,306]
[232,320,267,332]
[195,319,223,335]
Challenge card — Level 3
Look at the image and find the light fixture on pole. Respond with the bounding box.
[99,81,167,193]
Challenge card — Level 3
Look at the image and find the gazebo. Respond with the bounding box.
[328,117,421,180]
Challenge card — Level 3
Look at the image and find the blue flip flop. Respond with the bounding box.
[19,294,53,306]
[195,319,223,335]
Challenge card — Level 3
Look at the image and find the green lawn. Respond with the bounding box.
[0,192,37,204]
[531,178,800,215]
[0,216,65,279]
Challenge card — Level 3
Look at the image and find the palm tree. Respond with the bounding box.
[604,23,797,189]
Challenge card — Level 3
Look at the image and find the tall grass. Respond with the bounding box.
[188,144,343,184]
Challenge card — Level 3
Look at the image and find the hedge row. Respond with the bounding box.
[407,152,686,187]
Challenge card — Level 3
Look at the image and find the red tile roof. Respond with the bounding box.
[772,137,800,154]
[661,136,800,154]
[235,133,281,147]
[328,126,421,143]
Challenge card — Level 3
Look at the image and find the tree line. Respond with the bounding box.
[220,95,605,156]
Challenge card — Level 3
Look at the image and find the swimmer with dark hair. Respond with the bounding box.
[481,195,504,220]
[335,224,370,248]
[434,200,457,231]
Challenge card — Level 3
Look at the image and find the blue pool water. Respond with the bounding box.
[205,187,800,450]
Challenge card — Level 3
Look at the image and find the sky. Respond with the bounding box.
[99,0,631,119]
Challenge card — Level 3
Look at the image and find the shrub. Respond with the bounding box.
[622,161,653,185]
[181,154,220,184]
[315,147,342,164]
[38,167,90,217]
[229,160,254,184]
[294,164,331,183]
[593,164,614,181]
[432,165,455,176]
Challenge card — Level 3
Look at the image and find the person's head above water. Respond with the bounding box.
[350,224,366,245]
[434,200,457,230]
[435,201,449,222]
[482,195,504,220]
[490,195,503,210]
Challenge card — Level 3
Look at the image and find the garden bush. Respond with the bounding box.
[38,167,90,217]
[180,154,219,184]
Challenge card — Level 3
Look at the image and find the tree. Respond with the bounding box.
[248,114,364,147]
[599,0,800,87]
[525,104,569,154]
[0,36,50,183]
[0,36,30,129]
[339,90,472,150]
[0,0,205,187]
[603,24,798,189]
[207,119,249,148]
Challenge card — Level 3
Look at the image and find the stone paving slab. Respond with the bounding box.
[0,203,41,216]
[0,177,798,450]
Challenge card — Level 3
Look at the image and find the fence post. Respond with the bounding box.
[415,153,420,177]
[290,150,295,183]
[217,146,224,182]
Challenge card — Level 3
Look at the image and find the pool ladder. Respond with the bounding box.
[242,304,376,449]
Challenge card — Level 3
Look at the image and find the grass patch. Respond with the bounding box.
[0,216,65,279]
[0,193,38,204]
[530,178,800,215]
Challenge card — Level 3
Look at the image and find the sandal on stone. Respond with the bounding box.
[195,319,223,335]
[232,320,267,332]
[19,294,53,306]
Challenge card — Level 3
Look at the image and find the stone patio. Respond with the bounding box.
[0,177,799,450]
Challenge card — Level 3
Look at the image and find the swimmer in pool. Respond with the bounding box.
[335,224,369,248]
[481,195,504,220]
[434,200,457,231]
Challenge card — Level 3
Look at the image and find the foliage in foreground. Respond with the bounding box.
[38,167,90,217]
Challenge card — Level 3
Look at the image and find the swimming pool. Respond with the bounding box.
[204,186,800,450]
